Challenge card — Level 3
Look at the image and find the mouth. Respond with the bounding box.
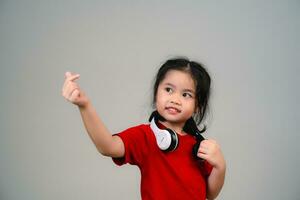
[165,106,181,114]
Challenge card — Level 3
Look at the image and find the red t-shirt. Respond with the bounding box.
[113,123,213,200]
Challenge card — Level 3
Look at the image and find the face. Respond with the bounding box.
[155,70,197,129]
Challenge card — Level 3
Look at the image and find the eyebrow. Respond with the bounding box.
[164,83,195,94]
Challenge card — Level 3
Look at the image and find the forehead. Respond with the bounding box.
[161,70,195,90]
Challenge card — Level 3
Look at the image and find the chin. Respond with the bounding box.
[164,116,186,124]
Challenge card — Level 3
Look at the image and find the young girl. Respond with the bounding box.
[62,57,226,200]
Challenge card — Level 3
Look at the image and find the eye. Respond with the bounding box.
[182,92,193,98]
[165,87,173,93]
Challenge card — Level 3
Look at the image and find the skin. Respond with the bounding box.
[155,70,197,134]
[62,71,226,199]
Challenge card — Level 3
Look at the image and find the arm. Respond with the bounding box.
[78,102,125,157]
[206,159,226,199]
[62,71,125,158]
[197,139,226,200]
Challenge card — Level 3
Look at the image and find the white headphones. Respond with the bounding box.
[150,117,179,152]
[149,111,205,159]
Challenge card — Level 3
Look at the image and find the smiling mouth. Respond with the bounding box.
[165,106,181,114]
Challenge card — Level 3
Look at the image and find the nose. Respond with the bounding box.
[170,93,181,105]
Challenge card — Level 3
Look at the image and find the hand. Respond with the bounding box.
[61,71,89,107]
[197,139,226,170]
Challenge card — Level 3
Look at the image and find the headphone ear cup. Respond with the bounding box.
[165,128,178,152]
[149,116,179,152]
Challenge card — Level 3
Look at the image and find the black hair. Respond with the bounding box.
[151,57,211,133]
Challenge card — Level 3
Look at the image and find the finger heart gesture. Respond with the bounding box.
[61,71,89,107]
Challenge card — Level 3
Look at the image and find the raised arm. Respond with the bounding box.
[78,102,124,157]
[62,72,124,158]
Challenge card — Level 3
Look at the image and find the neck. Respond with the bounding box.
[160,120,187,135]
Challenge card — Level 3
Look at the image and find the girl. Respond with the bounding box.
[62,57,226,200]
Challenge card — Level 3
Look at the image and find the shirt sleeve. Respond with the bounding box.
[112,125,148,167]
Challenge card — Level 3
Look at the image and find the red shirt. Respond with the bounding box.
[113,124,212,200]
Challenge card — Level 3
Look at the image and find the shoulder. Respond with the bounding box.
[120,123,150,133]
[116,123,152,139]
[113,123,153,166]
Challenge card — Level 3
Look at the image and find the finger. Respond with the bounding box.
[201,139,212,145]
[63,74,80,91]
[68,74,80,82]
[198,146,208,155]
[200,139,216,149]
[65,71,80,81]
[62,81,75,97]
[197,152,208,160]
[69,89,80,102]
[67,85,80,99]
[205,139,217,145]
[63,81,79,98]
[200,141,210,149]
[63,72,73,90]
[65,71,72,78]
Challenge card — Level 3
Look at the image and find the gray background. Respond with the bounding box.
[1,0,299,199]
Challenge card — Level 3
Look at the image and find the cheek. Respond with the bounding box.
[155,96,163,108]
[156,90,165,102]
[155,92,168,109]
[187,100,197,112]
[154,92,161,107]
[155,100,164,113]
